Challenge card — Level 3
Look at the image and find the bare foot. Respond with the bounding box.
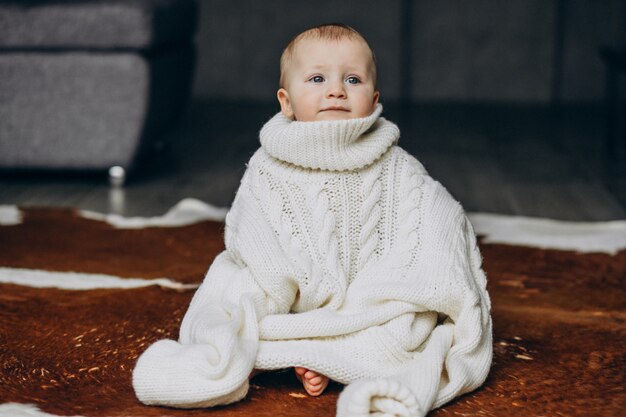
[294,367,329,396]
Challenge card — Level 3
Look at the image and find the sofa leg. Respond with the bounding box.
[108,166,126,187]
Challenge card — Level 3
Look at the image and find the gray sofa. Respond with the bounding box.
[0,0,197,182]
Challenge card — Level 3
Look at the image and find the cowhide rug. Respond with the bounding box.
[0,199,624,417]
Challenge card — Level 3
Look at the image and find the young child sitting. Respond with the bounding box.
[133,24,492,417]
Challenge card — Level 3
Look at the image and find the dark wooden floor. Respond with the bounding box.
[1,100,624,221]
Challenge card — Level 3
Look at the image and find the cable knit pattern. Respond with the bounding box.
[132,106,493,417]
[358,161,383,272]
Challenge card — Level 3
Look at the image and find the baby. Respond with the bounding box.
[133,24,493,417]
[276,23,380,396]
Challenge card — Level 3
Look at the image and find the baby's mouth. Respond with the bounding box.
[321,107,349,112]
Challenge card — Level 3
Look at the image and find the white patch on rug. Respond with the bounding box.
[468,213,626,255]
[0,267,199,291]
[0,205,22,225]
[0,403,78,417]
[79,198,228,228]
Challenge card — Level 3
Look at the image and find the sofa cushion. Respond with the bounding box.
[0,0,196,50]
[0,46,194,170]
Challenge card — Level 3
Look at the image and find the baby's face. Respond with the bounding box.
[278,38,379,122]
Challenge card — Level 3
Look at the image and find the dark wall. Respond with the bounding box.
[192,0,626,103]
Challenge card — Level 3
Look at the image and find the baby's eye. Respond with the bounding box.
[309,75,325,83]
[345,76,361,85]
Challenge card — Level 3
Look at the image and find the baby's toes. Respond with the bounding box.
[304,382,321,395]
[304,370,319,380]
[306,375,324,386]
[304,373,329,396]
[294,367,307,379]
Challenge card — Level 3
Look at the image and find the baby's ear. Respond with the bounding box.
[373,91,380,106]
[277,88,294,119]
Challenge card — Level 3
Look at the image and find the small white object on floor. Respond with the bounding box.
[0,205,21,226]
[108,166,126,187]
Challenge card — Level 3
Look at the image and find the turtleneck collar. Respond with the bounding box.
[259,104,400,171]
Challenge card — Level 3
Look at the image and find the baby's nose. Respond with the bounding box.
[326,81,346,98]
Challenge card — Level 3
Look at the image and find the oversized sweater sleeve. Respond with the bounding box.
[132,160,300,408]
[336,162,492,417]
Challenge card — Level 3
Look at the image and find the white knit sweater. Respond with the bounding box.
[133,104,493,417]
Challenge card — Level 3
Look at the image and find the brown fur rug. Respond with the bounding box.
[0,207,624,416]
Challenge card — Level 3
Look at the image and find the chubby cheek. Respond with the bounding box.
[292,90,322,121]
[352,93,378,118]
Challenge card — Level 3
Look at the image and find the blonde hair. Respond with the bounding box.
[279,23,377,88]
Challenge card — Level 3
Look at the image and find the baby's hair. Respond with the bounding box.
[279,23,377,88]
